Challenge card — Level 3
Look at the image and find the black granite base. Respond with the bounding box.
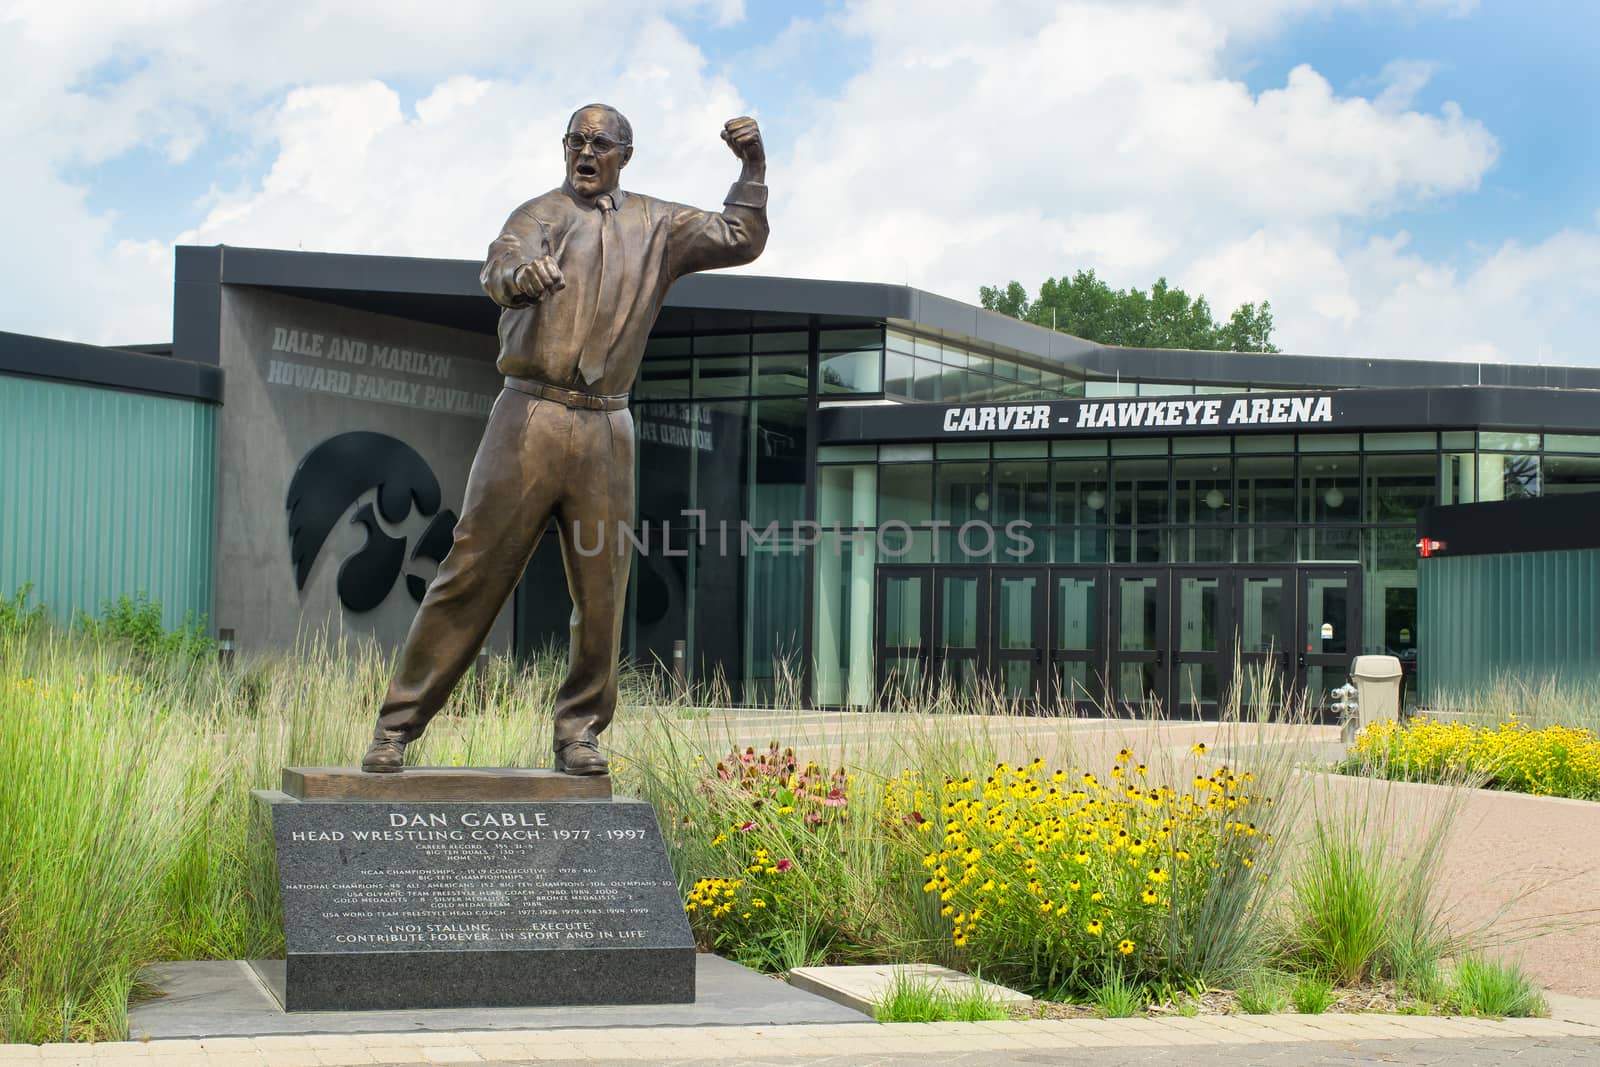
[255,784,697,1013]
[269,946,693,1012]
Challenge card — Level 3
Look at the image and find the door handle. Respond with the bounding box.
[1033,649,1043,664]
[1154,650,1164,668]
[1297,654,1307,669]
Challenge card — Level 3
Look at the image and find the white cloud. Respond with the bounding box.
[0,0,1596,367]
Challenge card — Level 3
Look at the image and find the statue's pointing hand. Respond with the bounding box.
[721,117,764,167]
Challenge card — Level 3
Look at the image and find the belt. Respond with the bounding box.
[503,376,629,411]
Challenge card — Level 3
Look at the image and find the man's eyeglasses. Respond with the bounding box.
[563,132,630,156]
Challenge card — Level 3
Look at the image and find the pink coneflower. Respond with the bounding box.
[774,858,794,873]
[823,789,847,808]
[736,821,755,832]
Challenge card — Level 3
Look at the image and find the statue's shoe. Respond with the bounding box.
[361,732,408,773]
[554,738,608,776]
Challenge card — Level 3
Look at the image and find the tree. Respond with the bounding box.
[979,270,1280,353]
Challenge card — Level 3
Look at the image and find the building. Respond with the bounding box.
[4,244,1600,710]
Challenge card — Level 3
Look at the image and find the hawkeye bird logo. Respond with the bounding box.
[286,432,458,613]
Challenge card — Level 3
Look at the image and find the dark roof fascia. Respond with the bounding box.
[180,245,1600,391]
[0,330,222,404]
[817,385,1600,445]
[1419,493,1600,556]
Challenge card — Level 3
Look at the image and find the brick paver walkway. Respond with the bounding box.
[6,1015,1599,1066]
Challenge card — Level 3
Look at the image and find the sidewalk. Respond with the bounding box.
[7,1012,1600,1066]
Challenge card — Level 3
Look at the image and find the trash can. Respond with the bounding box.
[1350,655,1404,726]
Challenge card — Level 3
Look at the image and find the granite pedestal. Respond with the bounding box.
[254,767,694,1013]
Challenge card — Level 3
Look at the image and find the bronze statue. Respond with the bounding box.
[361,103,768,775]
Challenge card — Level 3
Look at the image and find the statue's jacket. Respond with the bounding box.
[481,180,769,396]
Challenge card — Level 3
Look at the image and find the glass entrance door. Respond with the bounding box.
[1048,567,1103,711]
[1300,566,1362,715]
[935,568,987,698]
[875,566,931,699]
[1109,570,1168,712]
[1172,570,1226,719]
[1233,568,1295,713]
[992,568,1044,702]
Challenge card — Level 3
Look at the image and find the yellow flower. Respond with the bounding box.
[1141,888,1159,905]
[1117,939,1135,955]
[1086,919,1103,936]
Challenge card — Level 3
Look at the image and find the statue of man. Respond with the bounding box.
[361,104,768,775]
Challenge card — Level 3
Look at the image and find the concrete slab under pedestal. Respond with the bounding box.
[129,955,870,1039]
[788,963,1031,1017]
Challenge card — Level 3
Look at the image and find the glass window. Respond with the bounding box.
[749,399,807,527]
[1052,525,1109,564]
[994,441,1048,458]
[938,365,970,402]
[1053,438,1108,457]
[886,330,915,354]
[817,445,876,463]
[879,463,932,526]
[1365,526,1419,662]
[634,357,691,399]
[1110,458,1170,527]
[936,441,988,460]
[1111,438,1167,456]
[1480,432,1541,451]
[634,401,694,525]
[879,443,933,462]
[1440,431,1475,449]
[695,333,750,355]
[645,335,691,356]
[1171,527,1233,563]
[1053,459,1108,524]
[1299,526,1361,562]
[1299,454,1359,524]
[995,460,1050,528]
[992,356,1020,381]
[884,350,914,399]
[1543,454,1600,495]
[1085,379,1136,398]
[1439,452,1476,505]
[1298,434,1359,453]
[936,462,991,525]
[1363,432,1436,451]
[819,348,882,394]
[753,353,807,395]
[1477,452,1541,500]
[1172,436,1231,455]
[1235,435,1294,453]
[1547,434,1600,454]
[1236,455,1294,523]
[752,331,807,353]
[1364,453,1436,522]
[1240,525,1294,563]
[694,356,750,397]
[819,328,881,352]
[1112,528,1164,563]
[694,402,749,522]
[1173,457,1232,525]
[912,358,942,402]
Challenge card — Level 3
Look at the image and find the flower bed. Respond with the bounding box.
[675,743,1281,997]
[1344,717,1600,800]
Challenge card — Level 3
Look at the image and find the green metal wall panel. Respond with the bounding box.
[0,373,216,630]
[1419,548,1600,701]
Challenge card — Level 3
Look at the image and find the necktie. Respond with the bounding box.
[578,196,614,385]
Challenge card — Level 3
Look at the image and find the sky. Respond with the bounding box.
[3,0,1598,364]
